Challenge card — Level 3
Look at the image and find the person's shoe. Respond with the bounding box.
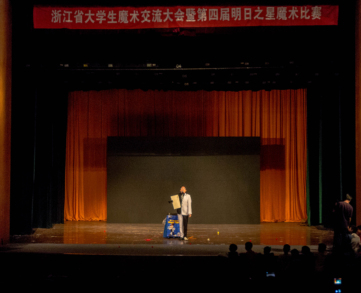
[183,237,188,241]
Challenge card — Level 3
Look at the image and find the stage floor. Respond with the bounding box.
[5,222,335,256]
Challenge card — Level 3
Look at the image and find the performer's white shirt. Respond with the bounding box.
[180,193,192,216]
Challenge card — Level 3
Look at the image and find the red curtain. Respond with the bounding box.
[65,89,307,222]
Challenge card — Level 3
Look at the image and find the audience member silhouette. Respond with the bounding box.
[349,225,361,254]
[260,246,276,274]
[314,243,327,275]
[240,241,259,279]
[227,243,239,259]
[277,244,291,278]
[300,246,315,276]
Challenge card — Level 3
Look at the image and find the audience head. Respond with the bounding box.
[291,249,299,257]
[283,244,291,254]
[357,226,361,236]
[264,246,272,255]
[301,246,311,255]
[229,243,238,252]
[318,243,327,253]
[245,241,253,251]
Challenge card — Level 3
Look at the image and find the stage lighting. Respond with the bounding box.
[176,64,182,68]
[64,64,69,68]
[108,64,113,68]
[83,64,88,68]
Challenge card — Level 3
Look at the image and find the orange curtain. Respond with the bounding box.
[65,89,307,222]
[0,0,11,244]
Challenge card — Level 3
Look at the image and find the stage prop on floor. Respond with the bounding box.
[163,214,181,238]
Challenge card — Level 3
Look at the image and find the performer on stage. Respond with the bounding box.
[176,186,192,241]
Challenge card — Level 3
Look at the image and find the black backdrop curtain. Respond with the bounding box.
[10,82,67,234]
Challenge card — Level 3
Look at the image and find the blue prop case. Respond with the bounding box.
[163,214,181,238]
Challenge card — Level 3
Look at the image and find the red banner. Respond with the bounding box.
[33,5,338,29]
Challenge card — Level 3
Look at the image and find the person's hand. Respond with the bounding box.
[189,214,192,217]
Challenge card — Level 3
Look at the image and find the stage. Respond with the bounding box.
[3,222,355,292]
[4,222,334,256]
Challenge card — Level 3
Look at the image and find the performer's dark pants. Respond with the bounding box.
[183,215,189,237]
[177,214,189,238]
